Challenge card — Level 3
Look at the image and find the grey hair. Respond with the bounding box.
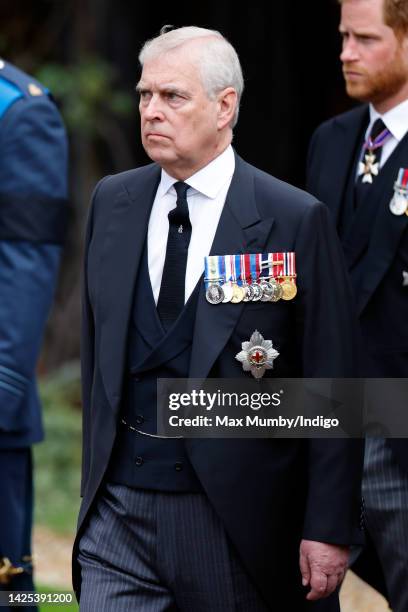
[139,26,244,128]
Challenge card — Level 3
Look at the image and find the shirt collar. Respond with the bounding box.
[159,145,235,199]
[369,98,408,143]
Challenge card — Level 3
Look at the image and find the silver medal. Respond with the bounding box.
[251,283,263,302]
[206,283,225,305]
[269,280,283,302]
[222,282,233,303]
[390,191,408,216]
[260,281,275,302]
[243,283,255,302]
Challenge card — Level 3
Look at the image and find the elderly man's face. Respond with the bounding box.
[339,0,408,112]
[138,46,223,179]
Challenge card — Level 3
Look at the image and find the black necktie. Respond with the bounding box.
[157,181,192,331]
[354,118,388,208]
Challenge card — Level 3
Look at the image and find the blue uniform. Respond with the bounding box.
[0,59,68,599]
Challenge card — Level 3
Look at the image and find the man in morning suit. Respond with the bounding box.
[74,26,363,611]
[0,60,68,605]
[306,0,408,609]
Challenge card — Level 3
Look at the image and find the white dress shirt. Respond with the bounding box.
[148,145,235,304]
[366,98,408,167]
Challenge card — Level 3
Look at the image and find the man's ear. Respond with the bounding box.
[217,87,238,130]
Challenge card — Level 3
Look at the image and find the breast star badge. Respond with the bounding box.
[235,330,279,379]
[358,152,379,184]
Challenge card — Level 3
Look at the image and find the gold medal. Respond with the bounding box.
[231,283,245,303]
[281,278,297,300]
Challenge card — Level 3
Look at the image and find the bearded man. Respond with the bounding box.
[307,1,408,610]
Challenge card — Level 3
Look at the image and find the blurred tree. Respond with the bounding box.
[1,0,135,370]
[36,58,134,369]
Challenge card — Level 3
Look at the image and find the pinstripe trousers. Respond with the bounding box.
[363,438,408,612]
[77,483,271,611]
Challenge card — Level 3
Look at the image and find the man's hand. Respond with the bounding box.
[299,539,349,601]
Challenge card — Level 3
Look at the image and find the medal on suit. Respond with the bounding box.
[206,284,224,304]
[358,152,379,184]
[260,254,282,302]
[358,125,392,184]
[204,256,225,304]
[389,168,408,216]
[260,280,276,301]
[248,253,263,300]
[222,255,233,302]
[235,330,279,379]
[403,271,408,287]
[230,255,245,303]
[240,254,254,302]
[281,253,298,300]
[281,279,297,300]
[243,281,254,302]
[231,284,245,303]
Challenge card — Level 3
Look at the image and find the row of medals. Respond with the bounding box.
[206,276,297,305]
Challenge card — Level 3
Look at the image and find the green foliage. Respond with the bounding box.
[36,58,134,134]
[34,362,82,535]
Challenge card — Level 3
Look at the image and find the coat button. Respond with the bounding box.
[135,415,144,425]
[174,462,183,471]
[135,456,144,466]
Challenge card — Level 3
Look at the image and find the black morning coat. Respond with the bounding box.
[307,106,408,473]
[73,152,363,610]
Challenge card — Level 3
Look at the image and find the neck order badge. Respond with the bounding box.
[358,119,392,184]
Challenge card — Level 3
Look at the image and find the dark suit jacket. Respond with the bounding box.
[306,106,408,471]
[74,153,363,609]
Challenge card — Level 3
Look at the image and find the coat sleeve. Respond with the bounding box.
[294,200,364,545]
[0,95,68,433]
[80,177,108,496]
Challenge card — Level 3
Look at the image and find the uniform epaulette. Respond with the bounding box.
[0,58,48,120]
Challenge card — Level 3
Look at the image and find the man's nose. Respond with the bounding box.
[141,95,165,121]
[340,37,359,63]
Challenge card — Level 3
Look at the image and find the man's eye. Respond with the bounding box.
[139,91,151,101]
[167,93,180,101]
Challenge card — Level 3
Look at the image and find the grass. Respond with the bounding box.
[34,362,82,535]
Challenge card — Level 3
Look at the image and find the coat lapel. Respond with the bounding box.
[355,135,408,313]
[318,106,368,227]
[189,154,274,378]
[99,164,161,412]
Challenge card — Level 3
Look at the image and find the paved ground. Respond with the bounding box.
[340,571,390,611]
[34,526,74,589]
[33,526,390,610]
